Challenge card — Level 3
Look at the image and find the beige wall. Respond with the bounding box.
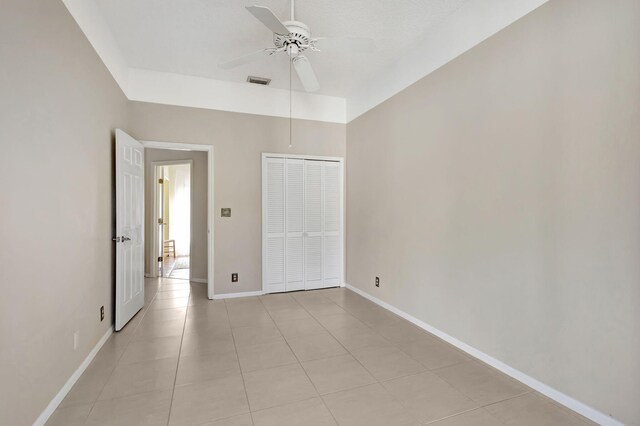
[144,149,208,280]
[129,102,346,294]
[346,0,640,424]
[0,0,129,424]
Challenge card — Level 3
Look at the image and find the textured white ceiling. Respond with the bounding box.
[94,0,469,97]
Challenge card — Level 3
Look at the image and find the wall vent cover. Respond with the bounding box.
[247,76,271,85]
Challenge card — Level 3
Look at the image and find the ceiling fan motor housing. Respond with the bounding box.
[274,21,311,54]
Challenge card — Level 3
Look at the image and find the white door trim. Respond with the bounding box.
[261,153,345,294]
[143,140,215,299]
[151,160,193,280]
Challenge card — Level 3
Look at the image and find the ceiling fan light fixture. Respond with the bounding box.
[219,0,375,95]
[246,75,271,85]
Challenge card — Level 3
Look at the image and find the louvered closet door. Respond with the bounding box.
[304,160,324,290]
[323,161,341,287]
[285,159,305,291]
[264,158,286,293]
[264,156,342,294]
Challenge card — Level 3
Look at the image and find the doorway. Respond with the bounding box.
[143,141,214,300]
[155,162,192,280]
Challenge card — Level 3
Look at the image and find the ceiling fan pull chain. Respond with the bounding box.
[289,56,293,148]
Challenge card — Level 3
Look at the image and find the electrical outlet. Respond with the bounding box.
[73,331,79,350]
[231,273,238,282]
[375,277,380,287]
[100,306,104,322]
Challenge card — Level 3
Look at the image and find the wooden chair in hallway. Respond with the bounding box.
[163,239,176,258]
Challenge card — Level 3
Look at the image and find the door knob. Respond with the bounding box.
[122,236,131,242]
[112,237,121,242]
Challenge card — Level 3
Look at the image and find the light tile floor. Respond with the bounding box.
[47,278,595,426]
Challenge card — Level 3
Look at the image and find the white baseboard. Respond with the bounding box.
[345,284,622,426]
[33,326,114,426]
[144,273,154,278]
[212,290,263,300]
[190,278,207,284]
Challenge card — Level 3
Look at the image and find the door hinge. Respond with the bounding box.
[158,256,163,262]
[158,178,164,184]
[158,218,164,224]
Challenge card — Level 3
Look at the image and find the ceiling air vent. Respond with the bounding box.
[247,76,271,86]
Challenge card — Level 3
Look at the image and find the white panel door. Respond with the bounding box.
[323,161,342,287]
[115,129,145,331]
[264,157,286,293]
[304,160,324,290]
[286,159,305,291]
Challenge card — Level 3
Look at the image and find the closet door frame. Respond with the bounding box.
[261,153,345,294]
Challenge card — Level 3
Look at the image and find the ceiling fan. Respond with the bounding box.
[219,0,375,92]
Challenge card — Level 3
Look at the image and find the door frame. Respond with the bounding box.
[261,153,345,294]
[143,141,215,300]
[151,160,194,280]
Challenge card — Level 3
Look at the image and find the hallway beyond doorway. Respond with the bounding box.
[155,161,192,280]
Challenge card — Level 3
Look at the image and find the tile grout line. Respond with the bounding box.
[225,298,256,425]
[164,279,192,426]
[420,406,507,426]
[476,389,534,409]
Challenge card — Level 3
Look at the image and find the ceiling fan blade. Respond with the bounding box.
[293,55,320,93]
[218,48,276,69]
[246,5,290,35]
[313,37,375,53]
